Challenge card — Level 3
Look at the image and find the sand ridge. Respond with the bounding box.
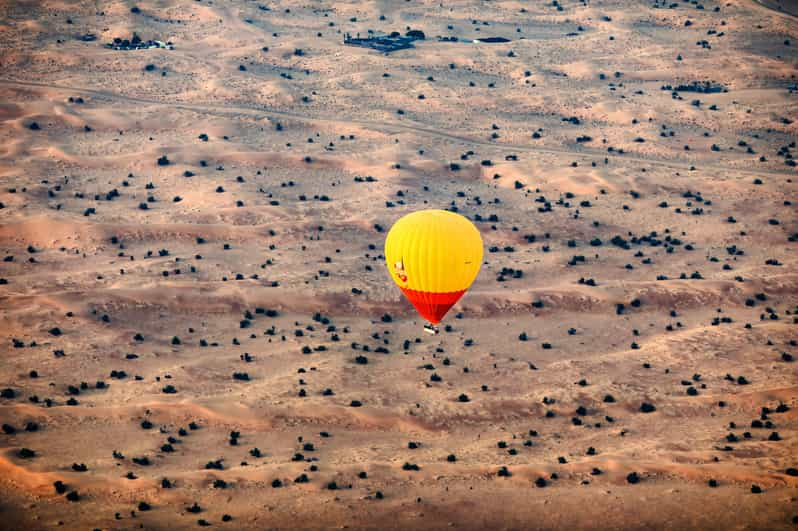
[0,0,797,529]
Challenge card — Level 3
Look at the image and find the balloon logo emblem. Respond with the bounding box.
[393,261,408,283]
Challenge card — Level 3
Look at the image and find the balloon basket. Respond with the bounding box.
[423,323,439,335]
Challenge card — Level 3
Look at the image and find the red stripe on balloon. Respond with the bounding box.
[400,287,466,324]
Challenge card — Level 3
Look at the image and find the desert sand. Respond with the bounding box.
[0,0,796,529]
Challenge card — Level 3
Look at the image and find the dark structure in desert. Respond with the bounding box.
[343,31,425,53]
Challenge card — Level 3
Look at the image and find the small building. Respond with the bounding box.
[106,34,174,51]
[343,30,424,53]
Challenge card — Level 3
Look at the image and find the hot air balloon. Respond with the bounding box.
[384,209,483,333]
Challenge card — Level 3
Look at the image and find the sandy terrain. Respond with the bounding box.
[0,0,796,529]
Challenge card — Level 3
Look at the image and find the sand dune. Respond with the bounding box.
[0,0,796,529]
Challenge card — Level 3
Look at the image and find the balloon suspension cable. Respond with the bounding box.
[423,323,440,335]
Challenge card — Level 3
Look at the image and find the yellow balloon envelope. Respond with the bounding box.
[384,209,483,324]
